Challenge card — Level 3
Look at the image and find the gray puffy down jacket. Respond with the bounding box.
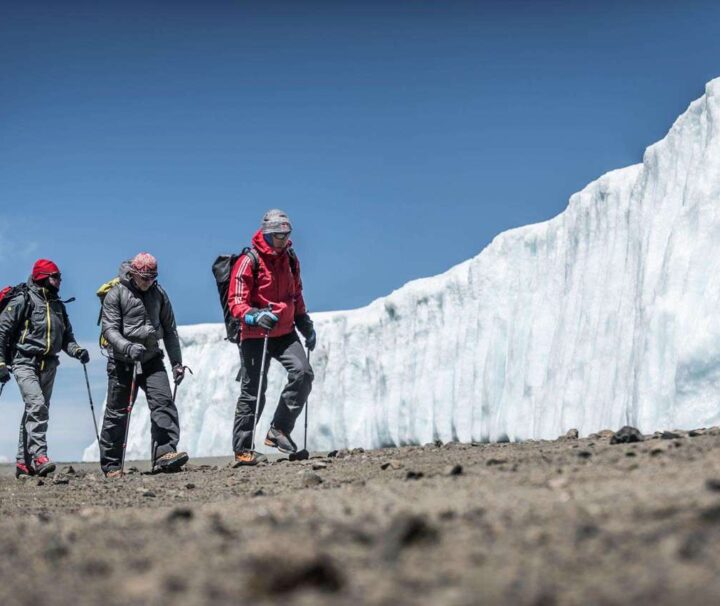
[101,262,182,366]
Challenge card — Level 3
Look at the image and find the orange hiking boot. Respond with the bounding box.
[233,451,267,467]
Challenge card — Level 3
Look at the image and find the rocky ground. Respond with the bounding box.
[1,427,720,605]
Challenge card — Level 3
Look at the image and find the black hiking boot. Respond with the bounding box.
[264,426,297,454]
[33,456,56,477]
[152,451,189,473]
[233,451,268,467]
[15,462,34,479]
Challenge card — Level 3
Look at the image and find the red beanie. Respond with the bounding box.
[31,259,60,281]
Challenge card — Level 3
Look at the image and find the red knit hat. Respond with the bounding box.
[31,259,60,281]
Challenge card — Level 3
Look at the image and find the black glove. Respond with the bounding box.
[0,364,10,384]
[295,313,315,351]
[305,329,316,351]
[172,364,185,385]
[74,348,90,364]
[126,343,147,362]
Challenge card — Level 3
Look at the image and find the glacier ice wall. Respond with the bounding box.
[84,79,720,461]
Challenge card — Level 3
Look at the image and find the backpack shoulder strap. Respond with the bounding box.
[240,247,261,281]
[155,282,169,315]
[287,247,298,275]
[18,285,31,324]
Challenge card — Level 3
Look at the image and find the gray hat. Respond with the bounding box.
[261,209,293,234]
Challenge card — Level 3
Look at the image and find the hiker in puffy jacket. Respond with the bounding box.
[0,259,89,478]
[98,253,189,477]
[228,209,316,465]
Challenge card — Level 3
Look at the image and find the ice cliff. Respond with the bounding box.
[84,79,720,461]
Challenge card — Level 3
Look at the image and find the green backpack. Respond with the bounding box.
[96,277,121,348]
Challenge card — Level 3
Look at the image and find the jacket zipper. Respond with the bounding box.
[21,319,29,343]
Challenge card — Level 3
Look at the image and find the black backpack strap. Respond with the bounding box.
[18,285,31,328]
[287,247,298,276]
[240,247,261,282]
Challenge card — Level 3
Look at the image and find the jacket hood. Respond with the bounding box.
[252,229,293,257]
[118,261,133,281]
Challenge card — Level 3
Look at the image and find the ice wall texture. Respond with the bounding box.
[84,79,720,461]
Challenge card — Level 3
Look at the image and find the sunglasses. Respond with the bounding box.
[46,273,62,281]
[134,273,157,282]
[271,232,290,240]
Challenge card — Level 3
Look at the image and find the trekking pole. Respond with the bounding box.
[304,349,310,452]
[0,383,4,400]
[120,362,142,475]
[250,331,270,452]
[82,363,101,447]
[172,365,194,403]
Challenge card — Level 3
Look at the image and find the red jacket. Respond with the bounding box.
[228,229,307,341]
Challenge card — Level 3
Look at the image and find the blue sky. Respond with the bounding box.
[1,0,719,460]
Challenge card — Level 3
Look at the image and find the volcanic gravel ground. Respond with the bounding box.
[2,429,720,605]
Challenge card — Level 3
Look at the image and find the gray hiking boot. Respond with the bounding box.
[152,451,189,473]
[264,426,297,454]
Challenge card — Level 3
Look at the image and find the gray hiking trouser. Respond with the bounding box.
[233,331,313,453]
[14,358,58,464]
[99,356,180,474]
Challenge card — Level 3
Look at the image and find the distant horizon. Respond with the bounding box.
[3,0,720,461]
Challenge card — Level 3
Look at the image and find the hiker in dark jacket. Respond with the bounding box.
[0,259,89,478]
[98,253,189,477]
[227,209,316,465]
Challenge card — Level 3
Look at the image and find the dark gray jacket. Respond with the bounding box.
[0,279,81,366]
[101,262,182,366]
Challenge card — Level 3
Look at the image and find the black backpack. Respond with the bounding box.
[212,246,297,343]
[0,283,31,363]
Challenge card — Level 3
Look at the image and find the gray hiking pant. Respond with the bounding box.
[233,331,313,453]
[14,358,58,464]
[99,356,180,473]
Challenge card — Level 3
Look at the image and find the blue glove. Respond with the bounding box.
[245,308,279,331]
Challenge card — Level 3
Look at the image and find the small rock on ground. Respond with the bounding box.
[302,471,323,487]
[610,426,644,445]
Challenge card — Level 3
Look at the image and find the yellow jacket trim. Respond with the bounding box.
[43,288,51,356]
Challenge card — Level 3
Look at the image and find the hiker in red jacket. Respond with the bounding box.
[228,210,316,465]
